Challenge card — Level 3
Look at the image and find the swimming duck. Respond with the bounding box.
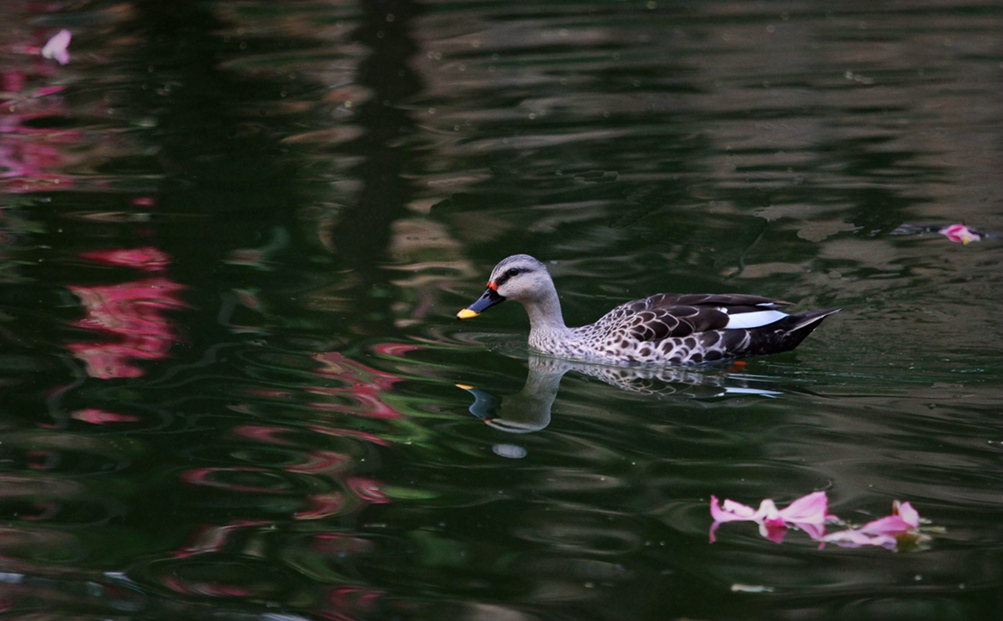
[457,254,840,365]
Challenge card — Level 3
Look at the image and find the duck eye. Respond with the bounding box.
[506,268,521,277]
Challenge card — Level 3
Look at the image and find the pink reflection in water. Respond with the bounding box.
[371,342,419,357]
[174,520,270,558]
[312,532,376,556]
[71,408,139,424]
[160,575,254,598]
[79,247,171,271]
[295,492,349,520]
[164,349,416,586]
[180,467,286,493]
[232,424,297,445]
[322,585,385,621]
[67,277,187,378]
[308,424,391,447]
[286,450,352,474]
[308,351,411,419]
[0,70,78,193]
[346,476,390,504]
[25,449,58,470]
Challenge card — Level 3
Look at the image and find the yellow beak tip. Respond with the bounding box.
[456,308,479,319]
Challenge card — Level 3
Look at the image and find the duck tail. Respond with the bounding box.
[777,308,842,353]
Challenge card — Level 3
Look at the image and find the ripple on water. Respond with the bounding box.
[131,555,302,600]
[510,506,643,555]
[0,430,138,531]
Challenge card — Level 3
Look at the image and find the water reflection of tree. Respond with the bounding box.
[329,0,422,259]
[1,2,429,617]
[320,0,425,337]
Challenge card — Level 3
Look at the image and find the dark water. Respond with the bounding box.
[1,1,1001,620]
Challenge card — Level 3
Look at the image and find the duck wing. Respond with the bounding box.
[616,293,793,342]
[644,293,792,312]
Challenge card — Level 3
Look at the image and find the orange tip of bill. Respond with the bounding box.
[456,308,479,319]
[455,383,473,390]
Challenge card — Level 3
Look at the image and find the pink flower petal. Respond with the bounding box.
[821,500,925,549]
[710,496,764,543]
[710,494,827,543]
[894,500,920,528]
[41,29,72,65]
[710,494,827,532]
[778,491,832,525]
[711,494,928,549]
[710,496,758,522]
[939,224,980,244]
[858,514,913,536]
[754,499,781,522]
[856,500,921,536]
[796,521,829,541]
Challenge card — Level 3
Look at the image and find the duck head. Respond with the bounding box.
[457,254,552,319]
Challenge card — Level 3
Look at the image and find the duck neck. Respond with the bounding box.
[524,286,572,348]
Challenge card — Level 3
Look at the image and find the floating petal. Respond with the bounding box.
[939,224,980,244]
[41,29,71,65]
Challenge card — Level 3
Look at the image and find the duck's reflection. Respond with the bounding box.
[460,355,785,434]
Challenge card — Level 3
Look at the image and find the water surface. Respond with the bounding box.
[1,1,1000,620]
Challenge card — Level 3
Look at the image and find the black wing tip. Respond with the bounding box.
[788,307,842,332]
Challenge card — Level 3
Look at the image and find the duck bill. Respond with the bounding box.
[457,285,505,319]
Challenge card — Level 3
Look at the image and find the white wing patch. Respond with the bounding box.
[724,309,789,329]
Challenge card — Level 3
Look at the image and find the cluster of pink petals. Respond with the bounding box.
[820,500,922,549]
[710,492,926,550]
[710,491,836,544]
[939,224,980,244]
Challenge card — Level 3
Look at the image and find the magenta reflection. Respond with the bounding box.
[0,49,76,193]
[307,350,416,419]
[67,277,187,379]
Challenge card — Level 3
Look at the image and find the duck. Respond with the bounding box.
[456,254,840,365]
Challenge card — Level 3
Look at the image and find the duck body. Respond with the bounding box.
[458,254,840,365]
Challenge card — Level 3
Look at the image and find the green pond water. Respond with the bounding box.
[1,1,1001,620]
